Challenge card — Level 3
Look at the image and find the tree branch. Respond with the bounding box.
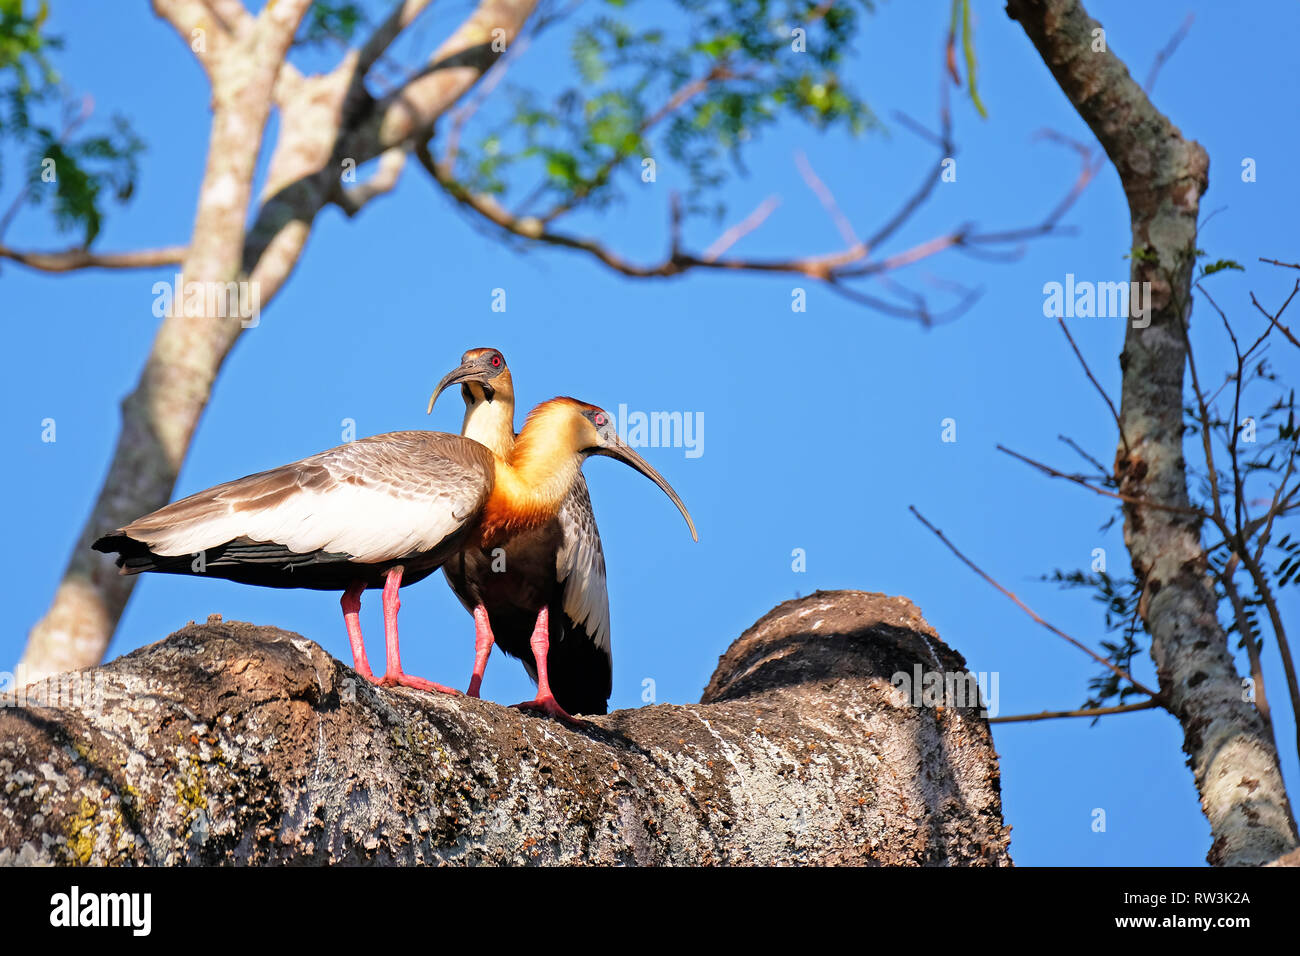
[989,700,1159,724]
[909,505,1160,699]
[0,244,186,272]
[0,593,1012,866]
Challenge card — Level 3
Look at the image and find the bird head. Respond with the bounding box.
[523,398,698,542]
[427,347,514,414]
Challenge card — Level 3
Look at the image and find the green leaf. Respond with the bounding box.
[1200,258,1246,278]
[960,0,987,118]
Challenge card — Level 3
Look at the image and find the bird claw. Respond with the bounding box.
[512,694,585,726]
[377,672,462,696]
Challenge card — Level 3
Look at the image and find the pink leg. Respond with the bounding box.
[341,581,374,681]
[512,606,583,725]
[467,605,495,698]
[374,566,460,696]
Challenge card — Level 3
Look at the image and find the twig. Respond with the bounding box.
[0,94,95,244]
[1219,553,1275,735]
[1189,276,1300,764]
[415,22,1098,326]
[1143,13,1194,93]
[909,505,1161,700]
[1057,318,1130,457]
[795,151,860,247]
[1251,281,1300,350]
[536,63,741,225]
[701,196,782,262]
[989,700,1159,724]
[441,30,533,172]
[0,244,187,272]
[1057,434,1112,480]
[997,445,1208,518]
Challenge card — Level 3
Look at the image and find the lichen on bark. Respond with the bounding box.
[1,591,1011,866]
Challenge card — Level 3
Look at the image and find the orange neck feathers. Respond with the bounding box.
[477,399,585,545]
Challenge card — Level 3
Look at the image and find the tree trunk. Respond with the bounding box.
[1006,0,1298,865]
[16,0,538,682]
[0,591,1011,865]
[17,0,311,683]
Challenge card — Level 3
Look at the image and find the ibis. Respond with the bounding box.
[429,349,698,719]
[93,396,696,716]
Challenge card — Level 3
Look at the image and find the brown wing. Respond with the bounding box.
[106,431,494,563]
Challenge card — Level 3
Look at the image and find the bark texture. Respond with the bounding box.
[0,591,1011,866]
[1006,0,1297,865]
[18,0,539,682]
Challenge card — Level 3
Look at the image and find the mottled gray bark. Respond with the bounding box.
[1006,0,1297,865]
[0,592,1011,865]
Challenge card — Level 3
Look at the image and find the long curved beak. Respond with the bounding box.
[428,361,490,415]
[593,438,698,542]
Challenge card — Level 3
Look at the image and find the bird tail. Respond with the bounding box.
[521,612,611,716]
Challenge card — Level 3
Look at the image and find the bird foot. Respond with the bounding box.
[377,672,462,696]
[512,694,584,726]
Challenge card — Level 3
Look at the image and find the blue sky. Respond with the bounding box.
[3,1,1298,865]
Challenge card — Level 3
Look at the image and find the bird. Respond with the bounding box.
[430,348,664,717]
[93,396,697,719]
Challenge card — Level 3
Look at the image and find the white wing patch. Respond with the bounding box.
[556,476,610,653]
[128,434,489,564]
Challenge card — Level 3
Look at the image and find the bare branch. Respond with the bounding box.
[335,147,408,216]
[357,0,436,74]
[1057,318,1130,456]
[701,197,783,262]
[997,445,1208,518]
[989,700,1159,724]
[1143,13,1195,93]
[1219,553,1275,736]
[367,0,540,154]
[441,31,533,172]
[536,62,741,225]
[1235,543,1300,764]
[795,150,860,247]
[1251,281,1300,350]
[1057,434,1111,480]
[908,505,1161,700]
[0,244,187,273]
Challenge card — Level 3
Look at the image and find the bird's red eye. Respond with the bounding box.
[491,355,501,367]
[594,413,607,426]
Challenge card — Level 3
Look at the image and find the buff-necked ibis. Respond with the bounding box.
[93,397,695,716]
[430,349,698,721]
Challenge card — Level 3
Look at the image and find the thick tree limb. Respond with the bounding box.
[1006,0,1298,865]
[0,592,1011,866]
